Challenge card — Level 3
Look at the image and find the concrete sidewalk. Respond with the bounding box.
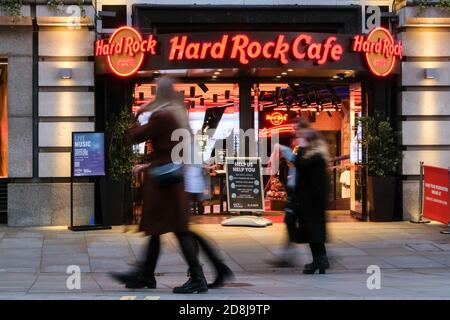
[1,221,450,299]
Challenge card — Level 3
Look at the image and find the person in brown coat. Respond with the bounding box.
[110,76,208,294]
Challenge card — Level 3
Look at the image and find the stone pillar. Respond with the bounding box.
[398,5,450,221]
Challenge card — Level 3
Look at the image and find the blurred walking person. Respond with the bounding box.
[185,133,234,287]
[110,76,208,293]
[293,127,330,274]
[266,119,309,267]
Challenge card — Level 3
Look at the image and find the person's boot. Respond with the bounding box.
[173,266,208,294]
[208,262,235,288]
[303,254,330,274]
[109,268,157,289]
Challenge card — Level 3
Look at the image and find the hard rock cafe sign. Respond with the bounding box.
[351,27,402,77]
[95,26,157,77]
[265,112,288,126]
[95,26,402,78]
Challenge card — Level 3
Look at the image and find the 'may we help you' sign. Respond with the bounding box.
[225,157,265,212]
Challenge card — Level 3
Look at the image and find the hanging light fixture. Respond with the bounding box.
[198,83,209,93]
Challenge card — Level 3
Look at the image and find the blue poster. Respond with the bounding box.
[72,132,105,177]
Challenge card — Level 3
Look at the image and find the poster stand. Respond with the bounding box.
[221,215,273,227]
[221,157,272,228]
[440,223,450,235]
[68,132,111,232]
[410,161,430,224]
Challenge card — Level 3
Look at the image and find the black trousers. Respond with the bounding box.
[284,208,298,245]
[309,242,327,257]
[142,232,201,277]
[191,231,224,269]
[284,189,299,245]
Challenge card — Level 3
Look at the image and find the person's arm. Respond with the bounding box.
[128,112,168,144]
[279,145,295,162]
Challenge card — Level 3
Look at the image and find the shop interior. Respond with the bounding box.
[131,68,364,222]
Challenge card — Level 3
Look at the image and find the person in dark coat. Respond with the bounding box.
[292,127,330,274]
[266,119,309,267]
[110,76,208,294]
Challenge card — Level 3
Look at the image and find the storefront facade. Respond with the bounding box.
[95,4,401,223]
[0,1,449,226]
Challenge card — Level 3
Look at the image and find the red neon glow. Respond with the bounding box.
[265,112,288,126]
[259,124,295,138]
[96,26,157,77]
[352,27,402,77]
[168,34,343,65]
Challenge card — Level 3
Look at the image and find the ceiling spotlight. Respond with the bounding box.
[214,71,221,75]
[212,75,218,79]
[276,75,282,79]
[218,69,223,72]
[287,69,294,72]
[281,72,287,75]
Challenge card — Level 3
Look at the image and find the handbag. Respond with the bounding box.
[148,163,184,187]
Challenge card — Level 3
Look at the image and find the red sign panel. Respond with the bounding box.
[95,27,401,78]
[95,26,157,77]
[168,34,343,65]
[265,112,288,126]
[351,27,402,77]
[423,165,450,224]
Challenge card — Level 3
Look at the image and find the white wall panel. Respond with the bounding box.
[403,180,419,221]
[400,31,450,57]
[402,121,450,146]
[403,151,450,175]
[39,61,94,87]
[39,92,95,117]
[402,91,450,116]
[402,62,450,87]
[39,30,94,57]
[39,122,94,147]
[39,152,71,177]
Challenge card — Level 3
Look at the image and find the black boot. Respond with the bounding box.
[303,254,330,275]
[109,268,156,289]
[173,267,208,294]
[208,262,235,289]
